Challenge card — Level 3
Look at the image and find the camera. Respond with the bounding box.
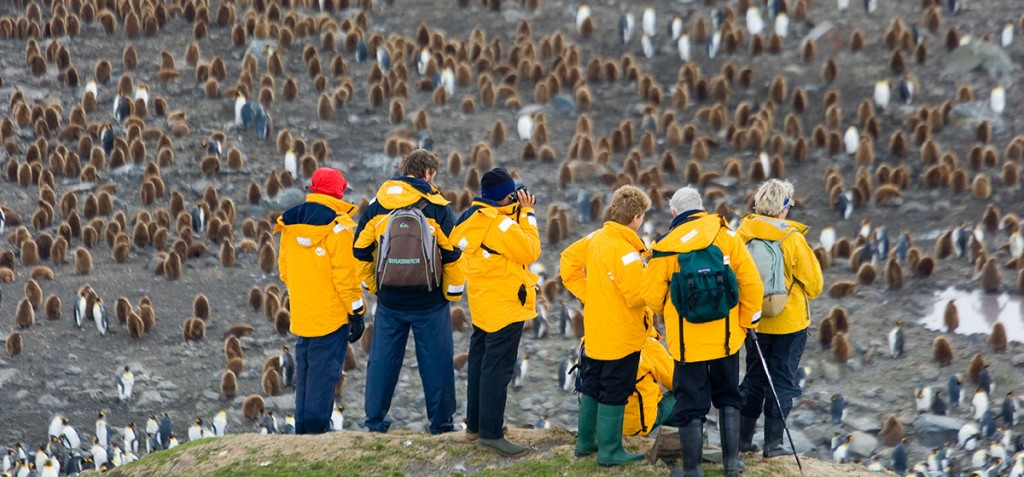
[509,183,528,202]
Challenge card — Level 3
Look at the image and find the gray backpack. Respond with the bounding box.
[746,231,794,317]
[375,200,443,291]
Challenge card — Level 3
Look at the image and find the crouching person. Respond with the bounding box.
[274,168,365,434]
[643,187,764,477]
[560,185,651,467]
[451,168,541,456]
[623,325,676,438]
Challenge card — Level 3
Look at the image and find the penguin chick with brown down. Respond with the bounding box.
[832,332,851,363]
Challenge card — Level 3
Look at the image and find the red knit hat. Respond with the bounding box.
[307,168,347,199]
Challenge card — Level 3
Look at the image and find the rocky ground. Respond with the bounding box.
[0,0,1023,474]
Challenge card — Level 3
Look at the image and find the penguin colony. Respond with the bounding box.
[0,0,1021,473]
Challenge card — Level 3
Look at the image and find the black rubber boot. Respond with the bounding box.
[719,408,745,476]
[739,414,759,453]
[671,420,704,477]
[762,416,793,458]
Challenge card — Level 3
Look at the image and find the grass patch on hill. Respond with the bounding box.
[107,428,892,477]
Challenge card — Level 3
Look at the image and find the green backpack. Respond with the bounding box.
[668,233,739,324]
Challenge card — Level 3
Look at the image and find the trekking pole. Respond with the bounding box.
[745,328,804,476]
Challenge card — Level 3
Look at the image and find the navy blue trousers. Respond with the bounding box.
[364,302,455,434]
[294,324,349,434]
[466,322,524,439]
[739,329,808,419]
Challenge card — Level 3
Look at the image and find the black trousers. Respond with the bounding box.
[579,350,642,406]
[740,329,808,419]
[671,353,741,426]
[466,321,524,439]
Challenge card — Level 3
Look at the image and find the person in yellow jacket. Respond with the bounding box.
[622,327,676,437]
[450,168,541,457]
[735,179,823,458]
[353,149,465,435]
[643,186,764,477]
[274,168,364,434]
[560,185,651,467]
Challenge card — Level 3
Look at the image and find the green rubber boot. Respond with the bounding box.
[596,403,645,467]
[574,395,598,457]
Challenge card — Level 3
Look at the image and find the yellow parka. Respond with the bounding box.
[624,337,675,436]
[644,213,764,363]
[560,221,648,361]
[353,178,465,301]
[450,200,542,332]
[274,194,363,338]
[736,214,824,335]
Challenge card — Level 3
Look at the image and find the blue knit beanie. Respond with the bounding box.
[481,168,515,202]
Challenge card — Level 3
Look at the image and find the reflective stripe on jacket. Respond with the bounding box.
[353,177,465,307]
[643,213,763,363]
[275,194,363,338]
[451,199,541,332]
[560,221,648,361]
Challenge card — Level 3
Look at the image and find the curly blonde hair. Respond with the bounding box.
[606,185,651,225]
[753,179,795,217]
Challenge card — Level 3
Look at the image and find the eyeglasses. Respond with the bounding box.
[782,196,792,209]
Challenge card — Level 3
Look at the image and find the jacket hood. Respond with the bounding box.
[375,177,449,209]
[274,194,357,234]
[651,213,730,254]
[738,214,809,241]
[455,201,518,252]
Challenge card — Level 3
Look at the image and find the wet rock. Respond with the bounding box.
[820,361,842,382]
[264,188,305,210]
[862,387,884,399]
[0,369,17,388]
[137,390,164,407]
[1011,353,1024,366]
[201,390,221,401]
[848,431,878,459]
[913,414,965,448]
[845,415,881,433]
[38,394,67,408]
[943,42,1016,77]
[263,395,296,412]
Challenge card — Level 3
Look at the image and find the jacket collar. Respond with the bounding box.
[602,221,647,252]
[306,193,357,216]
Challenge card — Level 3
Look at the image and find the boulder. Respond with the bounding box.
[913,414,965,448]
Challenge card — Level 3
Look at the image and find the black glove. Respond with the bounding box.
[348,314,365,343]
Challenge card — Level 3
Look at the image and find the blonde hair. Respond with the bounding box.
[606,185,651,225]
[753,179,795,217]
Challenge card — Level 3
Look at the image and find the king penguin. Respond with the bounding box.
[117,366,134,401]
[330,404,344,432]
[280,346,295,388]
[213,410,228,437]
[95,411,110,449]
[830,393,847,424]
[948,374,963,408]
[93,298,108,336]
[74,292,87,329]
[158,413,173,449]
[888,320,905,358]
